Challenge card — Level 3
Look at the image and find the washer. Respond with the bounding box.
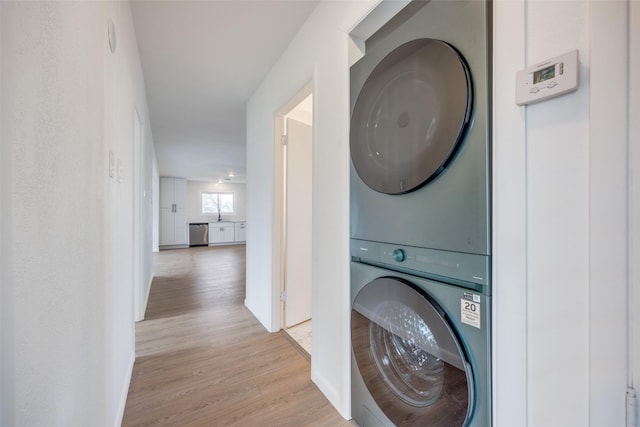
[350,0,491,259]
[350,250,490,427]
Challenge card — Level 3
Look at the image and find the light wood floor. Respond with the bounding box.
[122,245,355,426]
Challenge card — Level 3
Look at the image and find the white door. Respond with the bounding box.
[284,118,313,327]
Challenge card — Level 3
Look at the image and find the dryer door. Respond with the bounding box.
[350,38,472,194]
[352,277,473,426]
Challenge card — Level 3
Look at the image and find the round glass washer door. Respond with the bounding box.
[351,277,473,426]
[350,38,472,194]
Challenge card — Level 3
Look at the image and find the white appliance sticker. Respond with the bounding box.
[461,298,481,329]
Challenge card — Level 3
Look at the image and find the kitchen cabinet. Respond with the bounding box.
[209,222,235,244]
[160,177,187,246]
[235,222,246,242]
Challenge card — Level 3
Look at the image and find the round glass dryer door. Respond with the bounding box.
[350,39,472,194]
[351,277,473,426]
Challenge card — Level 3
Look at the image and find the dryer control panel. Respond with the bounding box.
[516,50,579,105]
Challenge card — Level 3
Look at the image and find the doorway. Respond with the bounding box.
[274,87,313,356]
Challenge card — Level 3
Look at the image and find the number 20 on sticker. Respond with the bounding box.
[461,299,481,328]
[464,301,477,312]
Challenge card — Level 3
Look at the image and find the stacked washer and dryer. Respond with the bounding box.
[349,1,491,426]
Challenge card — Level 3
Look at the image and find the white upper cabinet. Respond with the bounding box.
[160,177,186,209]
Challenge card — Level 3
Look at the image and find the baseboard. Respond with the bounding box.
[159,244,188,250]
[140,273,153,321]
[114,352,135,427]
[311,371,350,420]
[207,242,245,247]
[244,299,274,332]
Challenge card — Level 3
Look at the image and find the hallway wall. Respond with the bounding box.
[1,1,156,425]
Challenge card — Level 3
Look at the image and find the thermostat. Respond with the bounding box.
[515,50,579,105]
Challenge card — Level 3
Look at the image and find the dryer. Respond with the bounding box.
[350,0,491,261]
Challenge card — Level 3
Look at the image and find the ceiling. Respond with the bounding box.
[131,0,320,183]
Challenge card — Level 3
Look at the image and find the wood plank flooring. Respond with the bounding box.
[122,245,355,426]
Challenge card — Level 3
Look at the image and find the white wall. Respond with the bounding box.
[186,181,246,223]
[246,0,387,416]
[493,1,632,426]
[249,0,636,424]
[1,1,156,425]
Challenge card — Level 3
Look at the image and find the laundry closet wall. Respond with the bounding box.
[493,1,636,426]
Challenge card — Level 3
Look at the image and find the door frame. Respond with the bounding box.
[630,1,640,422]
[271,81,313,332]
[133,108,144,322]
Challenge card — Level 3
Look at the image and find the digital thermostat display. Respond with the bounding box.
[516,50,579,106]
[533,64,555,84]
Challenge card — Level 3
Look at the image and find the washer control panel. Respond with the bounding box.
[516,50,578,105]
[350,239,490,289]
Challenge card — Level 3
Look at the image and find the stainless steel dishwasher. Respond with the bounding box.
[189,223,208,247]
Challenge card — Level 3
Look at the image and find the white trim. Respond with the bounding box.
[114,352,135,427]
[311,371,342,420]
[272,81,314,333]
[492,1,528,425]
[629,0,640,425]
[0,1,4,420]
[0,2,8,421]
[348,0,409,41]
[271,112,285,333]
[137,273,153,323]
[588,2,629,425]
[133,108,143,323]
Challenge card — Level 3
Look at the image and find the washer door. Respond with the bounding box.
[350,38,472,194]
[352,277,473,426]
